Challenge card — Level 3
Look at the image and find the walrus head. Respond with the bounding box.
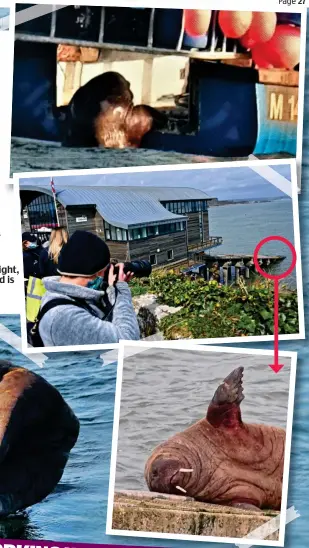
[0,361,79,516]
[94,101,168,149]
[145,446,203,497]
[146,457,200,497]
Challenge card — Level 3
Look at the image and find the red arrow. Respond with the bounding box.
[253,236,296,374]
[269,279,284,373]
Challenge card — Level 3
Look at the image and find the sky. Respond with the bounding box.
[0,8,9,18]
[20,164,292,201]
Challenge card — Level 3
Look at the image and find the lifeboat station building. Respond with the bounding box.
[20,183,221,267]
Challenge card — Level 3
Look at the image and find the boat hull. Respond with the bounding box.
[11,41,298,158]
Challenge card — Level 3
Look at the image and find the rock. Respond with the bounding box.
[133,293,182,322]
[137,307,157,338]
[112,490,279,540]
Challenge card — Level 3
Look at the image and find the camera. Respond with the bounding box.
[104,259,152,282]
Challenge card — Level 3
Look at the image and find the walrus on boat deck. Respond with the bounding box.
[11,6,300,159]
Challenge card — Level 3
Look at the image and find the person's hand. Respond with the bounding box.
[108,264,117,287]
[116,263,134,283]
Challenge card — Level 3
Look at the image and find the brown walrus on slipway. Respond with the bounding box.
[62,71,167,148]
[145,367,285,511]
[0,361,79,516]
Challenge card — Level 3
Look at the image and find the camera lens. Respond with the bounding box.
[123,260,152,278]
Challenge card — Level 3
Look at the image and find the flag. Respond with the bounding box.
[50,178,56,195]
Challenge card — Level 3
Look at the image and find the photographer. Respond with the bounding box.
[22,232,49,288]
[37,230,140,347]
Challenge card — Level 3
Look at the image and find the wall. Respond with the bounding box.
[21,207,31,232]
[129,230,187,265]
[203,210,209,241]
[107,241,130,262]
[185,210,210,246]
[66,205,98,234]
[186,211,201,246]
[57,203,67,227]
[57,50,188,107]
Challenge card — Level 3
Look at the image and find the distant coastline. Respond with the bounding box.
[208,197,289,207]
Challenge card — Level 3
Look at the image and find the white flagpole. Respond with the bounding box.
[51,178,60,227]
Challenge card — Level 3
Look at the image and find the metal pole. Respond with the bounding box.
[53,192,60,227]
[50,178,60,227]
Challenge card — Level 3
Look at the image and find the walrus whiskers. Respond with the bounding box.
[179,468,193,473]
[176,485,187,493]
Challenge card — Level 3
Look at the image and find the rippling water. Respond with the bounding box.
[209,199,296,286]
[115,348,291,492]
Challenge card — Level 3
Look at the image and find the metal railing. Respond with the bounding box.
[29,229,52,244]
[188,236,223,253]
[15,6,244,57]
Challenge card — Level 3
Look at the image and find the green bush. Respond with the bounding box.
[131,272,299,339]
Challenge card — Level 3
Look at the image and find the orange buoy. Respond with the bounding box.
[268,24,300,69]
[251,43,275,68]
[184,10,212,37]
[218,11,252,39]
[241,12,277,50]
[252,25,300,69]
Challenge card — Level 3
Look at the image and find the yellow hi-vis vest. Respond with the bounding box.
[26,276,47,322]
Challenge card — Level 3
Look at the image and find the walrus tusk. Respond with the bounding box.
[176,485,187,493]
[179,468,193,473]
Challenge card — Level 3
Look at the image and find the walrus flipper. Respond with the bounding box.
[206,367,244,429]
[0,362,80,516]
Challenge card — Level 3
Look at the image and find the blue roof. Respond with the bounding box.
[98,186,212,201]
[20,184,197,229]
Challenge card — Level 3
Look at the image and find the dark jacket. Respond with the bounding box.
[39,252,60,277]
[23,246,49,280]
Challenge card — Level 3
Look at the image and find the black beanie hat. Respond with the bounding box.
[57,231,111,277]
[22,232,38,243]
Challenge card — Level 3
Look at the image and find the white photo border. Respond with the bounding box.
[106,341,297,547]
[14,158,305,354]
[10,5,306,184]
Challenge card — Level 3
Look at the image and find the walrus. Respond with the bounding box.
[0,361,79,516]
[62,71,167,148]
[145,367,285,511]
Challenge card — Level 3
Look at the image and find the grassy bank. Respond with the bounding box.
[130,272,299,339]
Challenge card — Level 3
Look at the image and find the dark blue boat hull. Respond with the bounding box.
[11,41,297,158]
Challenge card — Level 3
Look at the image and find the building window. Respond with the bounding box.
[161,200,208,215]
[104,221,127,241]
[167,250,174,261]
[27,193,59,228]
[150,254,157,266]
[112,222,185,242]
